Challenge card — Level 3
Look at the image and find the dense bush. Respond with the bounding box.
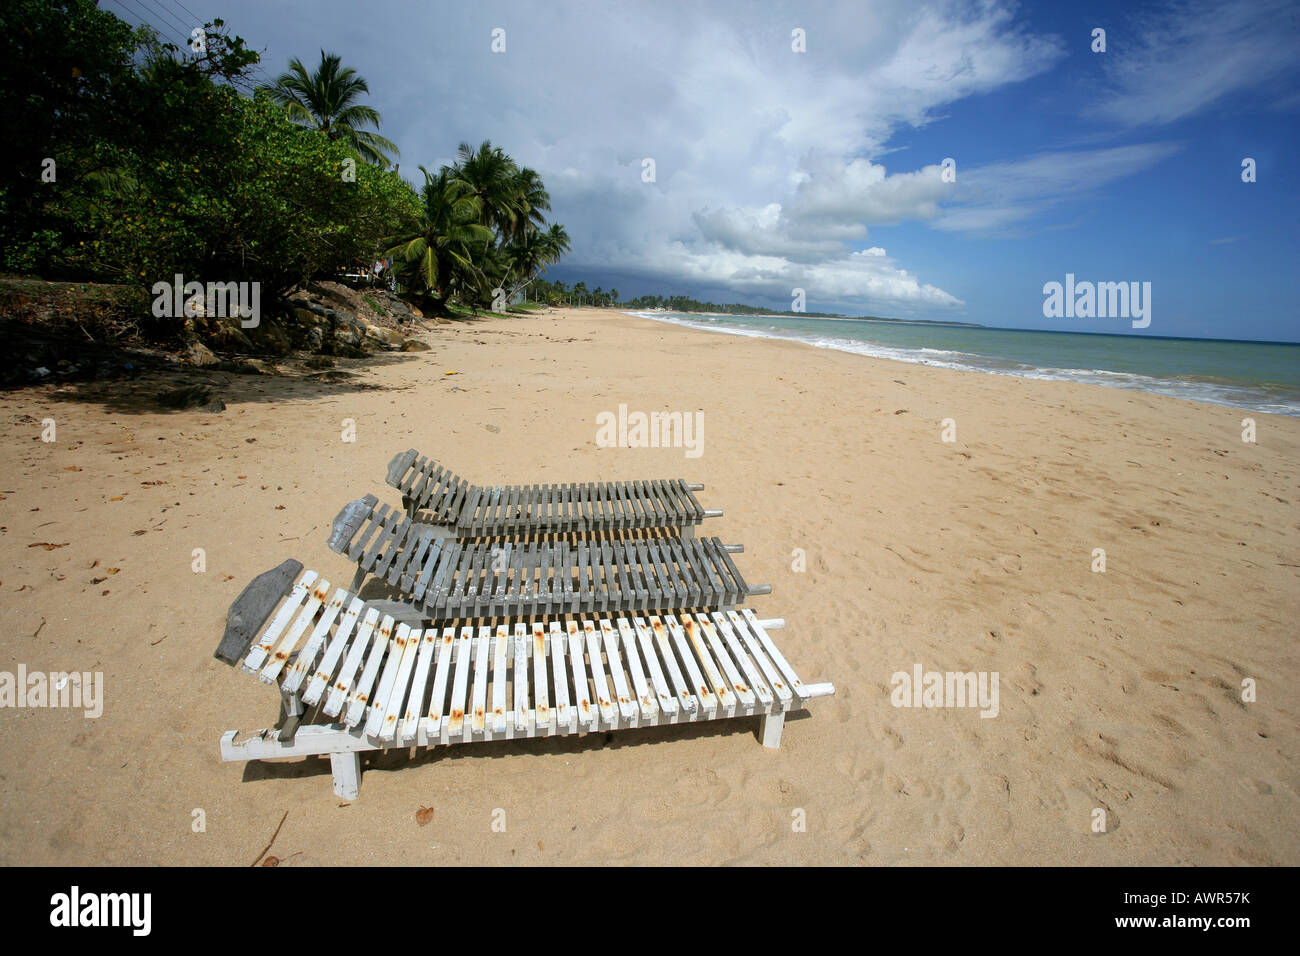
[0,0,418,303]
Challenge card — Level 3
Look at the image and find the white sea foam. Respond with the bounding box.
[624,311,1300,417]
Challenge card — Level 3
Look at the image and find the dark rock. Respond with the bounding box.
[157,385,216,409]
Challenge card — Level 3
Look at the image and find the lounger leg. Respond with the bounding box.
[280,689,304,745]
[331,751,361,800]
[760,712,785,749]
[350,566,367,592]
[402,495,414,518]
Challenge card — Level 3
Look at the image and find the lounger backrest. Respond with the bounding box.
[327,497,761,618]
[385,449,477,523]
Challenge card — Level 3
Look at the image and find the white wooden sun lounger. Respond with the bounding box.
[215,560,834,799]
[385,449,721,535]
[328,494,771,620]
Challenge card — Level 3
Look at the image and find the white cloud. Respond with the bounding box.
[789,156,950,224]
[1089,0,1300,126]
[226,0,1069,313]
[931,143,1183,233]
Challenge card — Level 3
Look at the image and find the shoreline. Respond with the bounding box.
[621,308,1300,419]
[1,305,1297,865]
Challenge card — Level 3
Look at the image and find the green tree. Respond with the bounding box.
[265,51,398,167]
[389,166,493,314]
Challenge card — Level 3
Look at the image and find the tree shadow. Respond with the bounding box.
[13,350,423,416]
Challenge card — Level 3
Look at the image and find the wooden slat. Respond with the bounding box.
[375,514,415,579]
[470,626,491,737]
[446,626,474,739]
[258,576,330,683]
[707,613,759,712]
[584,620,617,727]
[242,570,317,673]
[632,617,678,714]
[369,622,418,739]
[649,616,695,714]
[727,610,791,704]
[424,627,457,738]
[683,614,734,713]
[550,621,572,731]
[345,615,396,729]
[532,622,552,733]
[283,586,348,694]
[490,624,509,734]
[355,505,398,570]
[512,623,530,732]
[664,614,715,713]
[601,619,638,722]
[402,456,435,498]
[709,612,769,707]
[741,609,808,698]
[303,596,364,706]
[617,618,658,718]
[567,620,593,726]
[217,559,302,666]
[401,627,440,742]
[323,608,380,717]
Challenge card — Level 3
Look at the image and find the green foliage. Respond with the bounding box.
[0,1,563,342]
[620,293,842,317]
[78,91,419,297]
[389,166,493,313]
[264,51,399,168]
[396,141,567,312]
[1,5,418,302]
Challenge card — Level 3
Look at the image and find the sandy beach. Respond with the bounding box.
[1,306,1296,866]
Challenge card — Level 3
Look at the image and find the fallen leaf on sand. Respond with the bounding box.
[63,466,82,472]
[415,806,434,826]
[28,542,69,551]
[110,496,124,501]
[275,505,286,510]
[132,530,147,536]
[261,856,279,867]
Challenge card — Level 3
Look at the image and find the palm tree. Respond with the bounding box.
[454,140,524,237]
[540,223,571,264]
[388,166,493,314]
[265,51,398,167]
[502,221,570,302]
[509,166,551,241]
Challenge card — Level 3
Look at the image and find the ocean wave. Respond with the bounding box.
[625,310,1300,417]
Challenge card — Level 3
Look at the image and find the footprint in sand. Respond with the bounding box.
[1061,785,1119,834]
[670,766,731,807]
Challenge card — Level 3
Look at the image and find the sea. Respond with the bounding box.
[626,311,1300,418]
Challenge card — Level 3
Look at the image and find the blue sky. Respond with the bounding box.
[111,0,1299,340]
